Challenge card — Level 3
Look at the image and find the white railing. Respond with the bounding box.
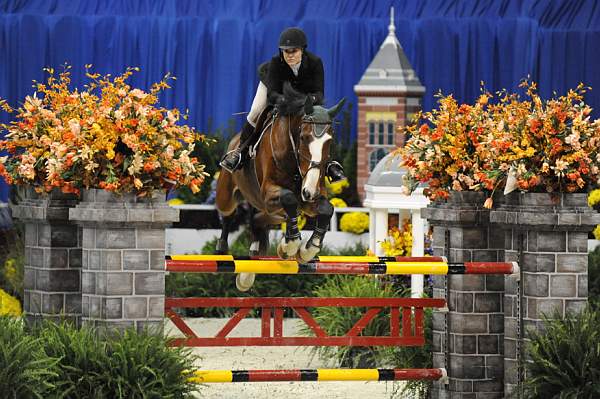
[169,203,370,232]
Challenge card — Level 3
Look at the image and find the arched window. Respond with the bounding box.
[369,148,388,171]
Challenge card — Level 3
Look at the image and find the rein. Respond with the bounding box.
[269,114,331,180]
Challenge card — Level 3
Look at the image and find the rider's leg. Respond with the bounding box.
[325,160,348,184]
[220,82,268,172]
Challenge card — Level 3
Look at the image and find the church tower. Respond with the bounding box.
[354,8,425,201]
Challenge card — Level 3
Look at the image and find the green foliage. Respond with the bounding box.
[0,316,59,398]
[0,222,25,301]
[588,246,600,300]
[523,305,600,399]
[301,275,407,368]
[34,321,200,399]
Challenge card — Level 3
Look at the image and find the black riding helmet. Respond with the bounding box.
[278,27,307,49]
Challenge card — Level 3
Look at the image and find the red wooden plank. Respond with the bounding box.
[393,368,444,381]
[165,297,446,309]
[215,308,252,338]
[415,308,424,337]
[346,308,382,337]
[274,308,284,338]
[463,262,514,274]
[292,307,327,337]
[165,309,198,338]
[390,307,400,337]
[168,335,426,347]
[249,370,302,382]
[402,308,412,337]
[261,308,271,337]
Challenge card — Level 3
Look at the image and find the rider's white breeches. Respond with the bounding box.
[247,82,268,127]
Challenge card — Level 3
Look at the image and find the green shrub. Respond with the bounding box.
[523,305,600,399]
[33,321,199,399]
[588,246,600,300]
[0,316,59,398]
[302,275,406,367]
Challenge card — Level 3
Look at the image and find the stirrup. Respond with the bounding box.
[220,149,242,173]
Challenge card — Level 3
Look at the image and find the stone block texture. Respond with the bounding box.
[70,189,178,334]
[13,190,82,326]
[425,192,505,399]
[492,192,593,395]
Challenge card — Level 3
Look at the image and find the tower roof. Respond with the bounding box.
[354,8,425,94]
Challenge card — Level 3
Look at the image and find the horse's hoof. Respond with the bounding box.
[249,241,260,256]
[299,242,320,263]
[236,273,255,292]
[277,242,287,259]
[283,238,301,258]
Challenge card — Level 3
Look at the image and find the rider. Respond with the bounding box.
[220,27,347,184]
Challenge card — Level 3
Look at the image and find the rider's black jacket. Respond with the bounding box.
[258,50,324,106]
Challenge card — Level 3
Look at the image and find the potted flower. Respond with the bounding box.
[0,65,208,197]
[400,80,600,208]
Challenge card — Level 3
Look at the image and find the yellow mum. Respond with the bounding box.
[588,189,600,207]
[168,198,185,206]
[340,212,369,234]
[325,178,349,195]
[329,197,347,208]
[0,289,22,317]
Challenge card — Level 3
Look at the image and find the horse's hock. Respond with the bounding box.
[424,191,599,399]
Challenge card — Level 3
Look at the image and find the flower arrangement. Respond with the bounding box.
[340,212,369,234]
[401,80,600,207]
[0,65,208,196]
[380,220,413,256]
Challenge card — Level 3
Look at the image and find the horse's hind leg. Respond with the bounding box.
[215,170,238,255]
[299,196,333,262]
[249,208,269,256]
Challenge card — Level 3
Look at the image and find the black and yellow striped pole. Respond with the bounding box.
[190,367,447,383]
[166,255,518,275]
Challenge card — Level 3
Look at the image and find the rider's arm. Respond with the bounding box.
[265,58,285,105]
[306,56,324,105]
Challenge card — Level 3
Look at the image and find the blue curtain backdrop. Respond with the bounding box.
[1,0,600,201]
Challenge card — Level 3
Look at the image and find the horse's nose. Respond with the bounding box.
[301,188,313,202]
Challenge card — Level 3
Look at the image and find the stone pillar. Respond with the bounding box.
[490,193,598,396]
[69,189,179,334]
[424,192,505,399]
[10,188,81,325]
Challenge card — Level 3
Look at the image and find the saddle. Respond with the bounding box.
[248,105,275,159]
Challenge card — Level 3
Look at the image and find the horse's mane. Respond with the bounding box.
[278,82,307,116]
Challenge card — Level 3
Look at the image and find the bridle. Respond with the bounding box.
[270,113,332,180]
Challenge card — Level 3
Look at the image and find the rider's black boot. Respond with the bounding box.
[326,160,347,184]
[220,121,255,173]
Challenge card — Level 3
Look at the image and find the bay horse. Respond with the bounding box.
[216,82,345,290]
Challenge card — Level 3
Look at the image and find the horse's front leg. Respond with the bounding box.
[299,196,333,262]
[265,187,302,258]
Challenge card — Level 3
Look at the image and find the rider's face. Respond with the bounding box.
[282,48,302,66]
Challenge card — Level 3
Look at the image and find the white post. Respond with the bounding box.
[411,208,425,298]
[374,209,388,256]
[330,209,338,232]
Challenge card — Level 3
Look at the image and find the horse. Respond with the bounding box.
[215,82,345,291]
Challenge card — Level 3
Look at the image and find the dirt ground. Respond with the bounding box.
[166,318,409,399]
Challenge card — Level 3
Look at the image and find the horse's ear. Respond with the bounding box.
[304,96,314,115]
[327,98,346,118]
